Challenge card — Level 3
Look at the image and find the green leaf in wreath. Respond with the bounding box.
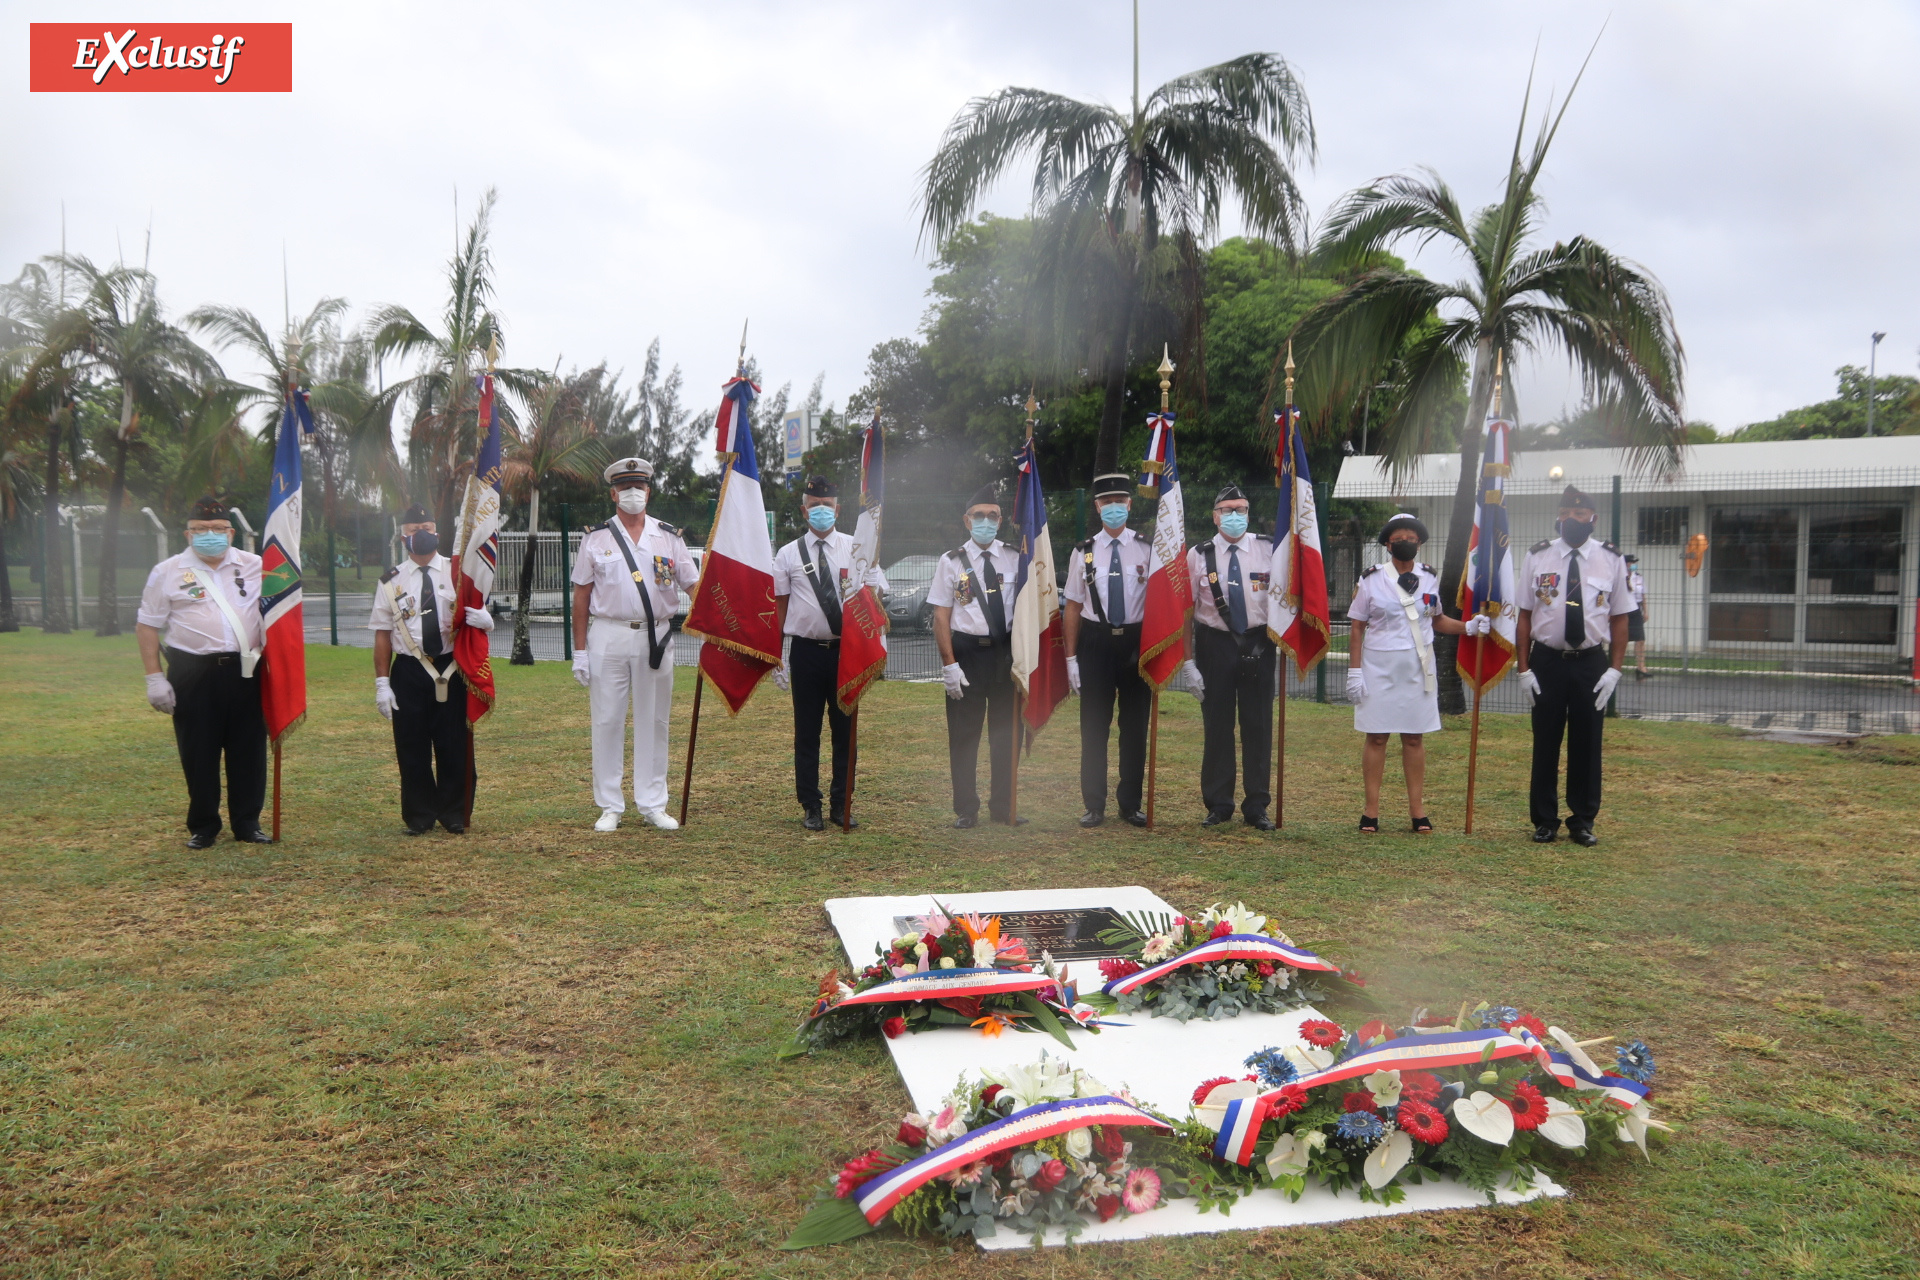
[779,1190,875,1249]
[1014,990,1078,1051]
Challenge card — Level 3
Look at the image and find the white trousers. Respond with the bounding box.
[588,620,675,812]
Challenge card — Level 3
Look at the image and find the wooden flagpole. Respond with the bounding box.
[1007,389,1038,828]
[1142,351,1176,833]
[1464,351,1504,835]
[678,673,704,825]
[1274,343,1296,830]
[272,742,282,842]
[452,336,498,833]
[842,709,859,831]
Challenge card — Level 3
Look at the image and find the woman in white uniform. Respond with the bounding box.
[1344,514,1486,833]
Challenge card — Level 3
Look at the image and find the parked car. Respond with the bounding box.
[882,554,942,631]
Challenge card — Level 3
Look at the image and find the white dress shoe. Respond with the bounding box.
[593,807,621,832]
[638,808,680,831]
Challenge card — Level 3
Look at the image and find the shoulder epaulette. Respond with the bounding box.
[1420,563,1435,575]
[1601,540,1618,553]
[944,547,966,562]
[1074,538,1094,553]
[378,566,400,584]
[1361,565,1380,578]
[656,520,682,537]
[1530,539,1553,553]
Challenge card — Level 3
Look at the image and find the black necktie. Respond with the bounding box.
[1564,550,1585,649]
[1107,540,1126,625]
[812,539,842,636]
[1227,544,1248,634]
[979,548,1007,641]
[419,565,443,657]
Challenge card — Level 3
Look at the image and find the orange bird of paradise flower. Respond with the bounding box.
[970,1010,1029,1038]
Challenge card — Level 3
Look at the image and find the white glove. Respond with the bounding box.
[1182,659,1204,703]
[863,566,886,590]
[1345,667,1366,703]
[374,676,396,720]
[942,662,969,700]
[1593,666,1622,710]
[572,648,592,688]
[1066,655,1081,694]
[463,606,494,631]
[1518,669,1541,703]
[773,662,791,692]
[145,672,176,715]
[1463,614,1492,637]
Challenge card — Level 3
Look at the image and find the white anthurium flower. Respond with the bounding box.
[1264,1132,1311,1178]
[834,981,856,1000]
[1547,1025,1605,1081]
[1452,1091,1516,1146]
[1363,1129,1415,1189]
[1364,1069,1403,1109]
[1065,1127,1093,1159]
[1213,901,1268,936]
[1537,1097,1588,1149]
[1193,1079,1259,1133]
[1284,1044,1336,1073]
[1615,1100,1671,1159]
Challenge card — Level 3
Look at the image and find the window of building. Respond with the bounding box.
[1806,506,1902,597]
[1637,505,1688,546]
[1710,508,1798,594]
[1805,604,1898,646]
[1709,602,1795,644]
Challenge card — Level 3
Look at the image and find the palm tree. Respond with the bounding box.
[1,262,80,633]
[501,366,613,664]
[56,256,218,635]
[918,16,1315,472]
[1285,70,1685,711]
[0,415,38,631]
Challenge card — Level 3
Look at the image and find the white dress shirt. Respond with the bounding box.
[927,539,1022,637]
[772,529,889,640]
[138,546,264,654]
[573,516,699,624]
[1518,538,1633,650]
[1063,527,1150,625]
[1347,562,1442,650]
[366,554,458,651]
[1187,533,1272,633]
[1629,569,1646,609]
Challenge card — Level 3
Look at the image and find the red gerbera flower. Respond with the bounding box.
[1401,1070,1444,1103]
[1299,1019,1345,1048]
[1341,1091,1378,1113]
[1192,1075,1239,1105]
[1414,1013,1453,1028]
[1265,1083,1309,1117]
[1504,1081,1548,1131]
[1501,1012,1548,1038]
[1357,1019,1394,1044]
[1397,1099,1449,1145]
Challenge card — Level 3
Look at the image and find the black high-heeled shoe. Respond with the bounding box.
[1411,815,1434,834]
[1358,814,1379,834]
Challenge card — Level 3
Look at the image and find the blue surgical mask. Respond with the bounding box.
[1219,511,1249,539]
[970,517,1000,546]
[191,531,229,558]
[806,505,837,533]
[1099,503,1128,530]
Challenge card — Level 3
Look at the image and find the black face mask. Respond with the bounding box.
[1388,539,1420,563]
[406,530,439,556]
[1559,518,1593,547]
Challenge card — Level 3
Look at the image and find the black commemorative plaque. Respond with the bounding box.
[890,906,1132,961]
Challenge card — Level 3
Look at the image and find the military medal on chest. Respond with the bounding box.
[182,569,206,601]
[953,569,974,606]
[1535,571,1560,603]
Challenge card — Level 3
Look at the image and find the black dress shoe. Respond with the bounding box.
[1201,810,1236,827]
[1078,811,1105,829]
[402,824,432,837]
[1568,826,1599,847]
[442,822,466,835]
[802,808,825,832]
[1121,810,1148,828]
[1244,814,1276,832]
[187,832,218,850]
[1531,825,1558,843]
[829,811,860,830]
[232,828,273,844]
[952,814,977,829]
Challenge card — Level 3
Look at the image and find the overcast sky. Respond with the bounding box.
[5,0,1917,445]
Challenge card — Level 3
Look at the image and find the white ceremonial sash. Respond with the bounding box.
[385,576,454,702]
[1392,576,1436,694]
[186,567,261,678]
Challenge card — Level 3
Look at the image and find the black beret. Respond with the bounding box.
[1214,484,1247,505]
[966,484,1001,510]
[1091,472,1133,500]
[1379,513,1429,545]
[401,502,432,525]
[1559,485,1596,510]
[189,495,228,522]
[803,474,838,499]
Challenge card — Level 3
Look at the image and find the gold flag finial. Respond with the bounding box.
[1024,383,1039,441]
[486,334,499,372]
[1492,347,1505,417]
[1284,339,1296,405]
[736,318,749,377]
[1156,344,1175,412]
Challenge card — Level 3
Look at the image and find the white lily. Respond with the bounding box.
[1212,901,1268,936]
[1363,1130,1414,1189]
[1364,1068,1403,1109]
[1452,1090,1516,1146]
[981,1057,1077,1110]
[1615,1099,1671,1159]
[1264,1131,1311,1178]
[1537,1096,1588,1149]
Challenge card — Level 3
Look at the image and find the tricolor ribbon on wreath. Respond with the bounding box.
[822,967,1063,1012]
[1100,933,1342,998]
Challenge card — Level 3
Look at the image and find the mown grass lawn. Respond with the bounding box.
[1,630,1916,1279]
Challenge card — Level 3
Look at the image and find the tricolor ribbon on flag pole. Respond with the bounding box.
[1456,414,1518,691]
[1100,934,1341,997]
[852,1096,1171,1224]
[1267,402,1329,674]
[1136,408,1191,689]
[1010,437,1068,735]
[259,387,311,745]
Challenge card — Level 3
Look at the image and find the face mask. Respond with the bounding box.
[190,531,229,558]
[406,530,439,557]
[970,517,1000,546]
[1389,539,1420,563]
[1218,511,1249,539]
[617,487,648,516]
[1099,503,1128,530]
[806,505,837,533]
[1560,517,1593,547]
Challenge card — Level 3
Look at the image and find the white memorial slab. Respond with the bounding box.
[822,886,1563,1249]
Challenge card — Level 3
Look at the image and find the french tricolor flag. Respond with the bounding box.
[1267,404,1329,674]
[683,374,781,713]
[1212,1095,1268,1167]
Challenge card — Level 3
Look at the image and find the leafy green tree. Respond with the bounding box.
[501,366,615,664]
[1719,365,1920,441]
[0,262,80,632]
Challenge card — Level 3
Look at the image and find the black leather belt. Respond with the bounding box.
[953,631,1003,649]
[1534,642,1600,659]
[165,647,239,666]
[793,636,840,648]
[1096,621,1142,638]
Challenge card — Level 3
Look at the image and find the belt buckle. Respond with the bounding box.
[629,620,645,630]
[975,636,992,647]
[1111,626,1125,636]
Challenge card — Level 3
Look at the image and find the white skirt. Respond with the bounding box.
[1354,645,1442,735]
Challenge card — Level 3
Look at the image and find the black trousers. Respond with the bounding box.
[1078,622,1150,816]
[1195,625,1275,819]
[391,653,473,830]
[165,648,266,839]
[1529,643,1608,830]
[946,633,1016,820]
[789,637,852,812]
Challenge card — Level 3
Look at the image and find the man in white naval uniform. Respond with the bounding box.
[570,457,700,831]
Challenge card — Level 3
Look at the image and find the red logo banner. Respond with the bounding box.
[30,24,292,92]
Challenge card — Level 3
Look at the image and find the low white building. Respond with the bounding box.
[1332,436,1920,671]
